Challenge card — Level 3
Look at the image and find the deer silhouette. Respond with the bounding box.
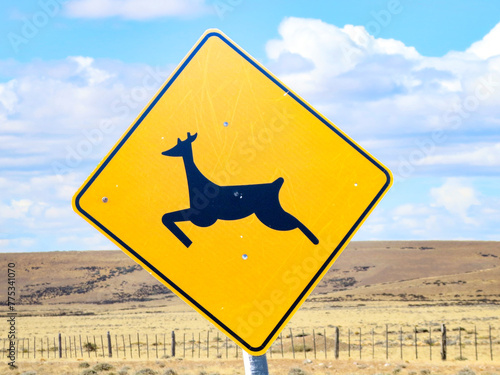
[161,132,319,248]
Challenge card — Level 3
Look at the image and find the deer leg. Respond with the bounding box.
[255,209,319,245]
[162,209,194,248]
[296,221,319,245]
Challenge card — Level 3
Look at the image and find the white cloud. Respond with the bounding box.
[392,204,432,217]
[466,22,500,60]
[357,183,500,241]
[0,56,171,134]
[430,178,480,224]
[0,56,169,253]
[266,17,500,144]
[0,57,172,177]
[3,17,500,250]
[70,56,114,86]
[0,199,33,219]
[0,80,19,113]
[417,143,500,167]
[266,17,421,103]
[0,238,37,252]
[64,0,211,20]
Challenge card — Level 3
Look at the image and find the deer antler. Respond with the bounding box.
[187,132,198,142]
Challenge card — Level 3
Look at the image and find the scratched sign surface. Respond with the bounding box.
[73,29,392,355]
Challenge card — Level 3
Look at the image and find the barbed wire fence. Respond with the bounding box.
[1,324,497,362]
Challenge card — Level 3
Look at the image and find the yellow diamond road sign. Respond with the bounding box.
[73,29,392,355]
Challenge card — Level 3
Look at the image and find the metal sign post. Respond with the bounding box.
[243,351,269,375]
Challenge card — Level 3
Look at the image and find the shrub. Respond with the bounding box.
[94,363,115,371]
[457,368,475,375]
[84,342,98,352]
[294,345,313,352]
[289,368,307,375]
[134,369,158,375]
[163,369,177,375]
[79,362,91,368]
[81,370,98,375]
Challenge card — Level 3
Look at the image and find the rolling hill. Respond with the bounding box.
[1,241,499,314]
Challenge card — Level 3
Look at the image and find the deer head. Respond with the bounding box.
[162,132,198,157]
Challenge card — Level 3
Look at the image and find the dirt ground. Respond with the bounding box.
[1,358,499,375]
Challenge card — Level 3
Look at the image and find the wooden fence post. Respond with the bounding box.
[137,333,141,358]
[415,327,418,359]
[86,335,90,358]
[80,335,83,357]
[399,327,403,359]
[155,334,158,359]
[191,333,194,358]
[58,333,62,358]
[172,331,176,357]
[348,328,351,357]
[207,331,210,358]
[323,329,326,359]
[458,327,462,360]
[335,327,340,359]
[372,329,375,359]
[107,332,112,357]
[474,326,478,361]
[290,328,295,359]
[429,327,432,360]
[385,325,389,360]
[313,329,316,359]
[302,330,306,358]
[100,335,105,358]
[281,334,284,358]
[359,328,362,360]
[128,334,134,358]
[68,336,72,358]
[441,324,447,361]
[216,332,220,358]
[489,325,493,361]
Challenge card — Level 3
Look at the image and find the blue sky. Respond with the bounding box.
[1,0,500,252]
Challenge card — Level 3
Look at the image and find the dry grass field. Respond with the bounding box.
[1,241,499,374]
[1,358,499,375]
